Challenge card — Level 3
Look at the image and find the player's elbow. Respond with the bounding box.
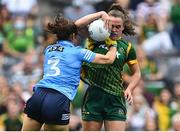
[93,53,116,64]
[104,57,115,64]
[138,72,141,81]
[135,70,141,82]
[92,57,115,64]
[107,55,116,64]
[106,59,115,64]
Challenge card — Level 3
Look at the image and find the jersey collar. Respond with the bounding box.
[56,40,74,47]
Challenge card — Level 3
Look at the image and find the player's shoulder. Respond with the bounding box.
[117,39,131,49]
[71,46,83,53]
[68,46,88,57]
[117,38,129,45]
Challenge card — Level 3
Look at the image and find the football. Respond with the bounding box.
[88,19,110,42]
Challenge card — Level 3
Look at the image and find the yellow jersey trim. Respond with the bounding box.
[126,42,132,58]
[127,59,138,65]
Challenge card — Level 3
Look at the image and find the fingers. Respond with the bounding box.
[101,12,111,30]
[125,92,133,105]
[108,20,112,31]
[104,19,108,29]
[104,19,112,31]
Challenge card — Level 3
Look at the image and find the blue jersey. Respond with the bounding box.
[35,40,96,100]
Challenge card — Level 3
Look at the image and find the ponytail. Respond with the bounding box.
[46,13,78,40]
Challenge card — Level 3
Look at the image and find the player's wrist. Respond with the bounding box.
[105,37,117,47]
[110,44,117,48]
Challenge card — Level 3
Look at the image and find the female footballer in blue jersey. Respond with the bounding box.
[21,11,117,131]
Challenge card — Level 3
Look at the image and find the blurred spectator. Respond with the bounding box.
[10,80,35,104]
[3,16,35,59]
[0,52,4,75]
[11,53,42,90]
[142,31,175,56]
[0,5,13,77]
[132,78,155,107]
[36,15,52,41]
[170,112,180,131]
[127,94,156,131]
[136,46,163,81]
[25,15,37,45]
[171,82,180,113]
[11,80,35,103]
[63,0,96,21]
[136,0,168,33]
[153,88,174,130]
[0,76,10,115]
[22,80,36,101]
[169,0,180,50]
[142,0,180,56]
[159,0,172,13]
[115,0,136,20]
[122,46,161,82]
[0,6,5,51]
[0,95,23,131]
[0,4,12,35]
[0,13,5,74]
[144,116,158,131]
[139,13,159,42]
[1,0,38,17]
[0,5,11,67]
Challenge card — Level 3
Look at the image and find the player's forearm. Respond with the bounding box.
[92,46,117,64]
[104,46,117,63]
[126,68,141,92]
[75,11,107,28]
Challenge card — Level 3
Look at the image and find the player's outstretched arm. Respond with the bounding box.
[92,45,117,64]
[75,11,111,29]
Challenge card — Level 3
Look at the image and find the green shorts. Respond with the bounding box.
[82,86,127,121]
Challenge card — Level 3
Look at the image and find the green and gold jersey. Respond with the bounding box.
[82,38,137,96]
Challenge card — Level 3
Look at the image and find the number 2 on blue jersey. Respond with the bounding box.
[46,59,60,76]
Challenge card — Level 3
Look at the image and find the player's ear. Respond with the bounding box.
[71,33,78,44]
[69,33,74,41]
[72,33,76,40]
[71,33,76,42]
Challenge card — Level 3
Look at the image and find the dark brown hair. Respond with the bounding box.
[47,13,78,40]
[108,3,136,36]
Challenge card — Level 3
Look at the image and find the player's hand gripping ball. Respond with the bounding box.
[88,19,110,42]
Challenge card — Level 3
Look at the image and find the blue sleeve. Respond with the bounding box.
[78,48,96,63]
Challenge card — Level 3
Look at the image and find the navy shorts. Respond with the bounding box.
[24,88,70,125]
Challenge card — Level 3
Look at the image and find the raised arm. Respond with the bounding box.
[75,11,111,29]
[92,46,117,64]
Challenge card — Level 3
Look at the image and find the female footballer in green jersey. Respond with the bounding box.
[81,3,141,131]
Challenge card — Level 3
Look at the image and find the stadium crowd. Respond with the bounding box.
[0,0,180,131]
